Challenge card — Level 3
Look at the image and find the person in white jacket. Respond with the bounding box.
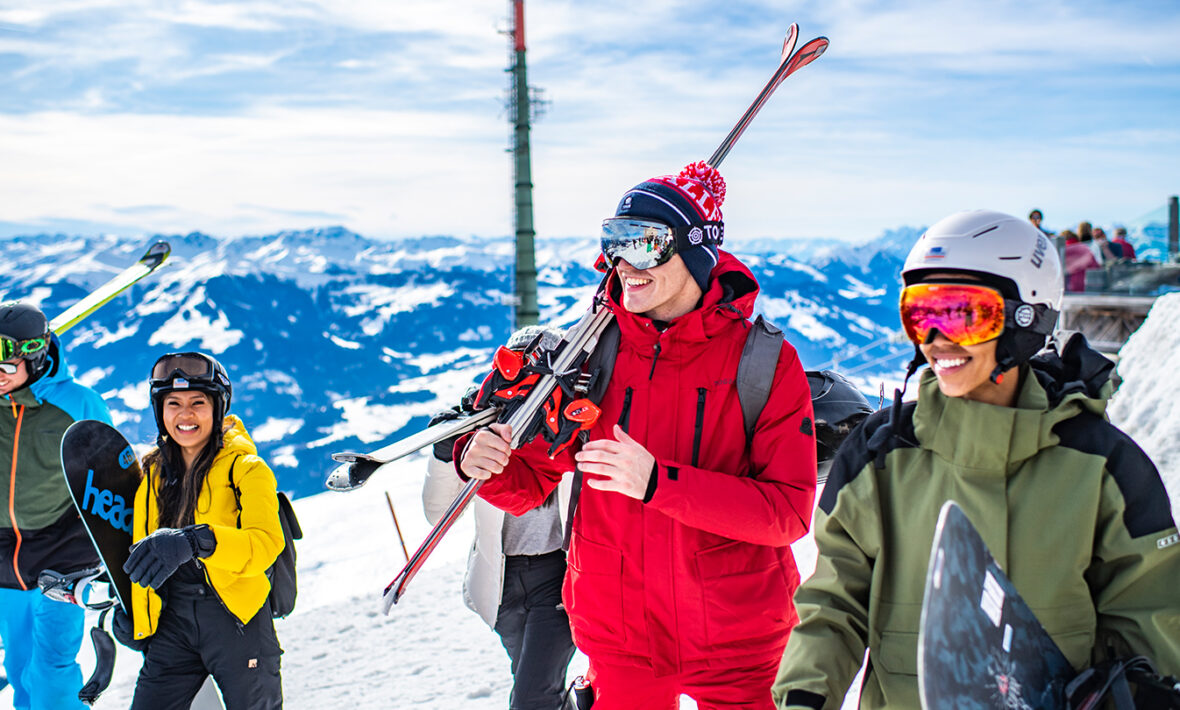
[423,417,576,710]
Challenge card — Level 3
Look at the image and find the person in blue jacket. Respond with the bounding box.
[0,302,111,710]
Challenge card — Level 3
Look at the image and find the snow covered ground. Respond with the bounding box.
[52,463,853,709]
[4,294,1179,710]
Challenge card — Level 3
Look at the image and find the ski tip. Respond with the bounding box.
[140,240,172,269]
[781,23,799,58]
[324,465,357,492]
[381,582,399,614]
[324,459,377,492]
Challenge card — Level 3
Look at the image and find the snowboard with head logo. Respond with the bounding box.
[918,501,1076,710]
[60,420,141,612]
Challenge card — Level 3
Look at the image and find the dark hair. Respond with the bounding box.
[1028,209,1043,220]
[142,391,222,528]
[1078,221,1093,242]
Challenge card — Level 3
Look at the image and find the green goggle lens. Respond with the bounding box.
[0,336,48,361]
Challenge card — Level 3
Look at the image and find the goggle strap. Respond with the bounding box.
[672,221,724,251]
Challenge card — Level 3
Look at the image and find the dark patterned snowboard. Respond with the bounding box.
[919,501,1075,709]
[60,420,141,612]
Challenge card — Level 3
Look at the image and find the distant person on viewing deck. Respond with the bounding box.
[1028,208,1053,236]
[1093,227,1122,262]
[1112,226,1137,261]
[1062,229,1099,292]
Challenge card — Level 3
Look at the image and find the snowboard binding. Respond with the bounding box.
[38,566,117,611]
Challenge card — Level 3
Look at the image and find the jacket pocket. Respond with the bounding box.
[695,539,790,649]
[567,535,625,642]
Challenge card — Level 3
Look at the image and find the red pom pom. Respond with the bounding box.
[678,161,727,207]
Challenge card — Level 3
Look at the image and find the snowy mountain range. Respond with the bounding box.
[1,221,1170,500]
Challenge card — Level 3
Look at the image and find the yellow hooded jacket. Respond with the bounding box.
[131,415,284,640]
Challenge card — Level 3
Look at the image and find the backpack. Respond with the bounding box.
[228,456,303,618]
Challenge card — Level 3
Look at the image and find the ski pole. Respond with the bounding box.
[384,491,410,563]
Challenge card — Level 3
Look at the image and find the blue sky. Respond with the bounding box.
[1,0,1178,242]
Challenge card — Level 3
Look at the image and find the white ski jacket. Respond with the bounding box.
[422,456,572,628]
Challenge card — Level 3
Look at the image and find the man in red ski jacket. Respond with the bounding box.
[460,162,817,709]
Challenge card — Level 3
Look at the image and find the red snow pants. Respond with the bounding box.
[585,652,781,709]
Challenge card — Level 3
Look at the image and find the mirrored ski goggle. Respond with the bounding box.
[899,283,1006,347]
[600,218,679,270]
[0,335,48,362]
[600,218,723,271]
[150,352,217,386]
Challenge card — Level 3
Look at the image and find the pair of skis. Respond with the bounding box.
[326,24,830,611]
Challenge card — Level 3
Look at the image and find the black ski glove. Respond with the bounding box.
[123,524,217,590]
[111,607,150,653]
[428,407,464,462]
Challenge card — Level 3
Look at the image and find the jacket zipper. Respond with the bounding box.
[692,388,707,467]
[201,563,246,633]
[7,403,26,590]
[648,342,662,380]
[617,387,633,433]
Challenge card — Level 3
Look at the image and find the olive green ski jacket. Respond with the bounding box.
[773,333,1180,710]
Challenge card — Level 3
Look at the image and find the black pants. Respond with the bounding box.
[493,550,577,710]
[131,582,283,710]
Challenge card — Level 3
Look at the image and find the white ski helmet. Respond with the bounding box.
[901,210,1063,378]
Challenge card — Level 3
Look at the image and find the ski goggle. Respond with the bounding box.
[899,283,1007,347]
[150,352,217,387]
[0,335,48,362]
[600,218,723,270]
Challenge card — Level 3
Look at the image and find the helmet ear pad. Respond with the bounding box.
[993,320,1053,377]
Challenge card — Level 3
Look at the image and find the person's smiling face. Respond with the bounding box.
[0,358,29,396]
[615,253,702,321]
[162,390,215,460]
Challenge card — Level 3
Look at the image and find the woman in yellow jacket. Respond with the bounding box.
[112,351,285,710]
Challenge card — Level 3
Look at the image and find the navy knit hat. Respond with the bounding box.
[613,161,726,291]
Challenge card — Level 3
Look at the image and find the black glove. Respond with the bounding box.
[428,408,464,462]
[123,525,216,590]
[111,607,150,652]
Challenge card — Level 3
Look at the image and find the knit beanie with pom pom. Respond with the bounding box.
[613,161,726,291]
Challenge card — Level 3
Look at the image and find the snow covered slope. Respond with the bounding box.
[1108,292,1180,514]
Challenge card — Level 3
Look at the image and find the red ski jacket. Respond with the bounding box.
[475,251,817,675]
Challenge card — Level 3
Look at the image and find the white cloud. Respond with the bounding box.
[1,0,1177,242]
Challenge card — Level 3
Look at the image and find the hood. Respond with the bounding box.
[219,415,260,459]
[607,250,761,346]
[1028,331,1114,415]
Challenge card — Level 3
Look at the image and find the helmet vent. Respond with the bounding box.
[971,225,1000,238]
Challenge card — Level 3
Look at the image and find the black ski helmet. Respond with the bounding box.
[807,370,873,465]
[148,352,233,443]
[0,301,52,383]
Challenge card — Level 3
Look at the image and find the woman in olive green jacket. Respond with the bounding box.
[773,211,1180,710]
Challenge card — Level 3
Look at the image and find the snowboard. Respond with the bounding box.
[60,420,141,612]
[918,501,1075,710]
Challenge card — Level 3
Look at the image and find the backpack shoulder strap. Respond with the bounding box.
[736,315,784,444]
[585,318,621,404]
[227,454,243,528]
